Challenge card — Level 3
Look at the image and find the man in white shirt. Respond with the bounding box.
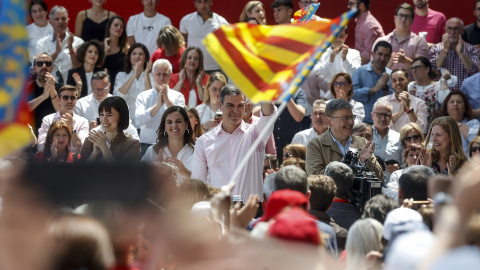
[180,0,228,73]
[135,59,185,156]
[37,85,89,151]
[126,0,171,56]
[291,100,328,146]
[36,5,84,84]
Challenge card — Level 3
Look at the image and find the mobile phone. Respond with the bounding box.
[96,117,101,125]
[215,112,223,120]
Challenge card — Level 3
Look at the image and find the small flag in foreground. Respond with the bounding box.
[0,0,32,158]
[203,9,357,104]
[293,3,320,23]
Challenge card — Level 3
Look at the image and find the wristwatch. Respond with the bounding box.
[406,107,414,114]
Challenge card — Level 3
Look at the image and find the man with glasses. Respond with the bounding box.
[37,85,89,151]
[306,99,383,180]
[462,0,480,47]
[373,3,429,82]
[378,69,427,133]
[348,0,384,65]
[292,100,327,146]
[431,17,480,90]
[411,0,446,45]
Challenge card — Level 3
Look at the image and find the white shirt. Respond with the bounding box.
[291,128,320,146]
[180,12,229,71]
[35,32,84,84]
[126,12,171,56]
[114,71,153,128]
[191,107,278,201]
[141,144,194,185]
[26,22,53,63]
[134,88,185,144]
[195,103,219,125]
[74,93,112,122]
[382,168,402,202]
[37,111,89,151]
[372,126,402,164]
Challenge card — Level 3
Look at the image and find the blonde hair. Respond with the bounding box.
[399,123,425,148]
[204,72,227,104]
[239,1,266,24]
[283,143,307,160]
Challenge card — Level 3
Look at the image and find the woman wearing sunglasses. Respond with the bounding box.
[282,143,306,162]
[399,123,424,166]
[469,136,480,159]
[329,73,364,125]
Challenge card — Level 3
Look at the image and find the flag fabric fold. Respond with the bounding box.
[293,3,320,23]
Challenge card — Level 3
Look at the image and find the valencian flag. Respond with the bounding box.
[293,3,320,23]
[203,9,357,104]
[0,0,32,158]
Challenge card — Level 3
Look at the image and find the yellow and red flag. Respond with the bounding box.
[293,3,320,23]
[0,0,32,158]
[203,9,356,104]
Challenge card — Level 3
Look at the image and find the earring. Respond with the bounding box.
[186,129,190,134]
[164,131,167,137]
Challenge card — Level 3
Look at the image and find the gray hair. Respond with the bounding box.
[152,59,172,73]
[325,99,353,117]
[92,71,110,82]
[273,165,308,195]
[346,218,384,270]
[264,172,277,201]
[324,161,354,199]
[49,5,68,18]
[372,99,392,112]
[313,99,327,108]
[353,122,372,133]
[447,17,465,28]
[220,84,243,104]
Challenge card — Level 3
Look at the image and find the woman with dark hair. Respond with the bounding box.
[329,72,364,124]
[26,0,53,62]
[142,106,195,184]
[80,96,140,163]
[184,106,204,140]
[408,56,454,129]
[103,16,128,92]
[34,120,76,163]
[441,90,480,155]
[420,116,467,176]
[169,46,209,107]
[150,25,185,73]
[67,40,105,98]
[74,0,117,42]
[113,43,152,128]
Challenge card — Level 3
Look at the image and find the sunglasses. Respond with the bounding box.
[61,95,77,101]
[35,61,53,67]
[471,147,480,153]
[405,135,421,142]
[282,152,292,159]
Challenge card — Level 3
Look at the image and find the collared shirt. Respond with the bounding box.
[430,41,480,89]
[461,118,480,155]
[74,93,112,122]
[329,130,352,156]
[291,127,321,146]
[191,107,278,201]
[37,111,89,151]
[35,32,84,84]
[373,30,429,81]
[248,115,277,156]
[372,126,402,164]
[134,88,186,144]
[355,11,385,65]
[180,12,229,71]
[378,92,428,133]
[462,22,480,46]
[352,62,393,123]
[461,73,480,109]
[126,12,172,55]
[411,8,446,44]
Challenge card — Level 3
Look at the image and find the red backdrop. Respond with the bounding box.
[41,0,475,48]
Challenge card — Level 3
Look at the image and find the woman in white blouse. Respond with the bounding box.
[142,106,195,184]
[328,72,365,125]
[195,72,227,132]
[114,43,152,128]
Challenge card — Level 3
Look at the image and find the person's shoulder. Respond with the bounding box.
[308,131,329,145]
[73,114,89,124]
[37,34,51,44]
[464,23,475,31]
[138,88,155,98]
[212,12,228,22]
[428,9,446,18]
[181,12,197,21]
[128,12,143,21]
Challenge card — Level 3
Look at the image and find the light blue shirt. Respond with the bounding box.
[352,62,393,123]
[461,73,480,110]
[462,118,480,156]
[372,126,402,163]
[329,130,353,156]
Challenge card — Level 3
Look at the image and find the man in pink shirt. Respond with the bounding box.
[243,98,277,156]
[410,0,446,45]
[373,3,429,81]
[191,85,277,202]
[348,0,385,65]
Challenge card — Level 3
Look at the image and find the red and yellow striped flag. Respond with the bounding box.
[203,10,356,103]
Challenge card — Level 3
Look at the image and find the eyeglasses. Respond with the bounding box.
[405,135,421,142]
[333,81,347,87]
[396,13,413,20]
[93,87,109,92]
[35,61,53,67]
[409,65,426,71]
[264,155,272,170]
[471,147,480,153]
[282,152,292,159]
[330,115,356,122]
[373,112,392,118]
[61,95,77,101]
[446,27,461,32]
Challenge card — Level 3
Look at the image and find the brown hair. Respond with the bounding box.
[468,136,480,158]
[329,72,354,99]
[308,175,336,211]
[176,179,211,210]
[441,90,473,121]
[399,123,425,148]
[184,106,204,138]
[280,157,306,172]
[156,25,185,55]
[105,16,128,54]
[403,143,423,165]
[179,46,205,83]
[153,106,195,153]
[43,120,72,160]
[283,143,306,160]
[75,39,105,67]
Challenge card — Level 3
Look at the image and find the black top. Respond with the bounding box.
[103,50,126,93]
[462,22,480,46]
[325,201,362,230]
[81,10,110,42]
[31,79,62,135]
[67,65,103,98]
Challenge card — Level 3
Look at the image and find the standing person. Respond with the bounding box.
[195,72,226,132]
[180,0,228,74]
[126,0,171,55]
[191,85,277,203]
[462,0,480,46]
[272,0,293,25]
[328,73,365,125]
[114,43,153,128]
[239,1,266,25]
[74,0,117,42]
[347,0,385,65]
[34,120,76,163]
[103,16,129,93]
[150,25,186,73]
[292,100,328,146]
[243,99,277,156]
[35,5,84,84]
[142,106,195,183]
[26,0,53,64]
[169,47,209,107]
[410,0,446,45]
[184,106,204,140]
[67,40,105,98]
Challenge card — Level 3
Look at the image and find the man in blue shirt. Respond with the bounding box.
[461,65,480,118]
[353,41,393,124]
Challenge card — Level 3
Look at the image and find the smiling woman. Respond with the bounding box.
[34,120,75,163]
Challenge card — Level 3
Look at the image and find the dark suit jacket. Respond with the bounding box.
[306,129,384,181]
[67,65,103,98]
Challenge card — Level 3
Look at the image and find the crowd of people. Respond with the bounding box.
[1,0,480,269]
